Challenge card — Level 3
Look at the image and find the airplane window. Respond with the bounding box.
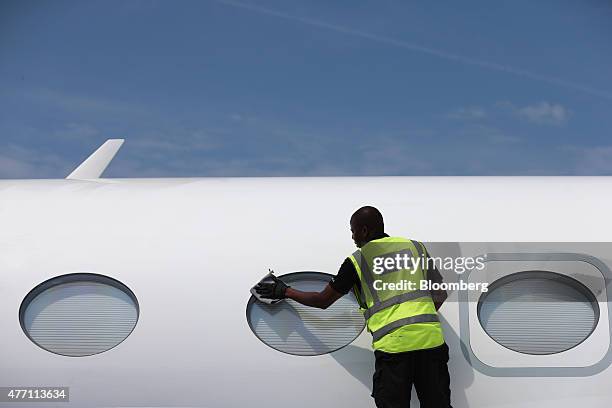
[478,271,599,355]
[19,273,139,357]
[246,272,365,356]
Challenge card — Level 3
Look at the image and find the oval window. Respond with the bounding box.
[246,271,365,356]
[478,271,599,355]
[20,273,139,357]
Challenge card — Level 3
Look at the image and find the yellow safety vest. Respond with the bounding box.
[349,237,445,353]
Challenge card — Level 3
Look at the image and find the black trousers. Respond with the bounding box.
[372,343,453,408]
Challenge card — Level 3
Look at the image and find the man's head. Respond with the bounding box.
[350,206,384,248]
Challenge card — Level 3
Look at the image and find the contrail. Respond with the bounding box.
[213,0,612,101]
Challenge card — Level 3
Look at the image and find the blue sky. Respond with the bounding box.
[1,0,611,178]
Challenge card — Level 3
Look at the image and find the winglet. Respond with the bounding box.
[66,139,124,180]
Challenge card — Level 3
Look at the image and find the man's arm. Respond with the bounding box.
[431,285,448,311]
[285,284,343,309]
[255,259,356,309]
[286,258,356,309]
[423,245,448,310]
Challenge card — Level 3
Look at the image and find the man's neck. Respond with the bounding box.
[366,231,388,243]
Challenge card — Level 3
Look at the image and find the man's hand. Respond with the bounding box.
[255,274,290,299]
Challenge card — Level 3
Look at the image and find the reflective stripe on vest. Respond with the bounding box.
[363,290,431,320]
[351,249,380,303]
[372,314,439,342]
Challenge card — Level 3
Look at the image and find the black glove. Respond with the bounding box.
[255,274,289,299]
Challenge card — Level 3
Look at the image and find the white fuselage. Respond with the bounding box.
[1,176,611,407]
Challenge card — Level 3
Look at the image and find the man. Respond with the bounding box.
[255,205,453,408]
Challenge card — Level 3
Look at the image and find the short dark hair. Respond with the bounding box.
[351,206,384,233]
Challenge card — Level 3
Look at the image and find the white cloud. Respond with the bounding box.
[19,88,148,117]
[54,123,100,141]
[517,102,569,125]
[460,124,520,144]
[129,129,221,156]
[0,144,70,179]
[355,134,437,175]
[564,145,612,175]
[499,101,570,125]
[447,106,486,120]
[0,155,36,179]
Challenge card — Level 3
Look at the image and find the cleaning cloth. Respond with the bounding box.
[250,271,284,305]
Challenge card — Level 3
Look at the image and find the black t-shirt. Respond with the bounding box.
[329,235,444,295]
